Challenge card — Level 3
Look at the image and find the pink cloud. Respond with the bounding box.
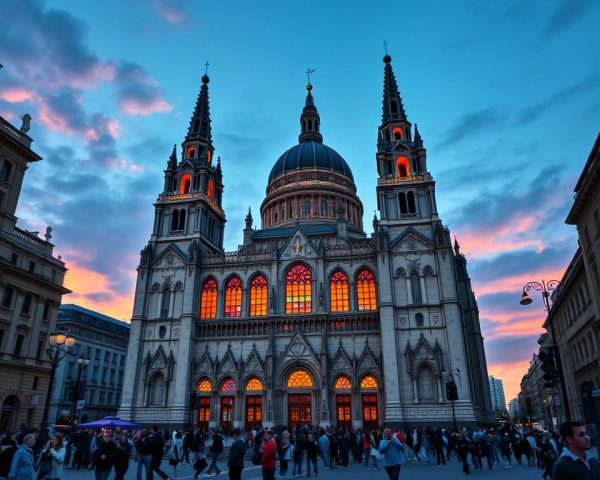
[120,97,172,116]
[0,88,35,104]
[154,0,188,23]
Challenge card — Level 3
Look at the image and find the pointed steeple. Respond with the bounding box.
[182,73,214,163]
[382,55,408,124]
[298,83,323,144]
[414,123,423,148]
[167,144,177,170]
[454,237,461,255]
[245,207,253,229]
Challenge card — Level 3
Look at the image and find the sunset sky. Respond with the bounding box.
[1,0,599,403]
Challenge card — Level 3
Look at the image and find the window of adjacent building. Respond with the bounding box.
[356,269,377,311]
[249,274,268,316]
[101,368,107,384]
[89,390,95,404]
[110,369,115,385]
[95,349,100,360]
[104,351,110,362]
[42,301,51,320]
[13,334,24,356]
[120,355,125,366]
[334,376,352,390]
[21,295,31,315]
[32,376,39,390]
[118,370,123,385]
[285,264,312,313]
[116,392,121,406]
[224,276,242,318]
[197,379,211,392]
[246,377,263,391]
[108,392,113,405]
[221,378,237,392]
[10,253,18,266]
[330,270,350,312]
[200,278,218,319]
[99,391,105,405]
[0,330,4,351]
[36,339,43,359]
[28,261,35,274]
[0,161,12,182]
[92,366,98,382]
[1,287,14,309]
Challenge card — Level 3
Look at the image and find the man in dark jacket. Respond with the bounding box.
[206,429,224,476]
[114,432,132,480]
[93,431,119,480]
[228,428,247,480]
[148,425,170,480]
[554,421,600,480]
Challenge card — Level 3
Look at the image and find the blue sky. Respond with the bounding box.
[1,0,599,399]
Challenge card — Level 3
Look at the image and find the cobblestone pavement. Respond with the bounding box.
[62,457,548,480]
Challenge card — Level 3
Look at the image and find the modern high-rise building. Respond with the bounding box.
[489,376,507,414]
[120,55,494,429]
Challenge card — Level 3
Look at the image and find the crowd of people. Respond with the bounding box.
[0,420,598,480]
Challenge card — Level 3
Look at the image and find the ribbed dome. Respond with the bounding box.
[268,141,354,183]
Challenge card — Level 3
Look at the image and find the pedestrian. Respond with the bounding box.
[182,431,192,464]
[379,428,404,480]
[456,431,470,475]
[497,433,512,469]
[92,430,118,480]
[368,431,380,470]
[261,430,276,480]
[41,433,66,480]
[318,430,329,468]
[227,428,246,480]
[553,421,600,479]
[0,435,17,479]
[148,426,170,480]
[168,431,182,478]
[206,429,223,476]
[327,430,337,470]
[292,429,306,476]
[9,433,36,480]
[306,433,319,477]
[134,427,153,480]
[114,432,131,480]
[192,427,205,462]
[338,431,350,468]
[278,431,291,479]
[540,434,558,480]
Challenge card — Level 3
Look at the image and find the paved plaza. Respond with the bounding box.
[61,458,547,480]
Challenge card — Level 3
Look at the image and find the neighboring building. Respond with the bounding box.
[48,304,130,425]
[508,397,520,421]
[489,376,507,415]
[0,115,70,431]
[519,353,552,427]
[120,55,494,430]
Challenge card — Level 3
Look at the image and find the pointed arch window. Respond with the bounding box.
[197,379,212,392]
[285,264,312,313]
[360,375,378,389]
[417,365,435,402]
[249,274,268,316]
[334,376,352,390]
[200,278,218,319]
[392,127,403,141]
[224,276,243,318]
[180,173,192,194]
[221,378,237,392]
[161,289,171,318]
[407,191,416,213]
[396,156,410,178]
[410,271,422,305]
[207,179,215,200]
[187,146,196,159]
[246,377,264,391]
[287,369,313,388]
[330,270,350,312]
[148,374,165,406]
[356,269,377,311]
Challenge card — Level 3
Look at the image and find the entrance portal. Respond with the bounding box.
[220,397,234,433]
[288,394,311,427]
[245,396,262,429]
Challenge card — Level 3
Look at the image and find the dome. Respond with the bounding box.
[268,141,354,183]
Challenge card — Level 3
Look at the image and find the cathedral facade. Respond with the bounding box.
[119,55,494,429]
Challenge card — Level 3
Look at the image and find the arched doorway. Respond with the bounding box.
[334,375,352,429]
[0,396,19,432]
[196,378,212,430]
[287,369,313,427]
[219,378,236,434]
[244,377,264,430]
[360,375,379,430]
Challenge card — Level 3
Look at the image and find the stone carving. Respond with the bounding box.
[20,114,31,133]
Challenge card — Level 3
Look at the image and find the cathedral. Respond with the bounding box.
[119,55,494,430]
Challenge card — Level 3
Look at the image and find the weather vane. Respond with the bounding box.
[204,61,210,75]
[306,68,316,84]
[383,40,389,55]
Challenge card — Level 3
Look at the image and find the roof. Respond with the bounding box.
[253,224,338,238]
[566,133,600,225]
[59,303,130,329]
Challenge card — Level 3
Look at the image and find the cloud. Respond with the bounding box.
[541,0,596,40]
[114,63,172,116]
[154,0,191,24]
[437,107,506,148]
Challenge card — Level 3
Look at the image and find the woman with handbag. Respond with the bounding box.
[168,432,182,478]
[42,434,66,480]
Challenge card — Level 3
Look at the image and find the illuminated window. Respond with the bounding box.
[396,156,410,178]
[224,276,242,318]
[197,379,212,392]
[356,269,377,311]
[362,394,378,429]
[330,270,350,312]
[207,179,215,199]
[180,174,192,194]
[221,378,237,392]
[287,369,313,388]
[334,376,352,390]
[392,128,403,141]
[285,264,312,313]
[200,278,218,319]
[246,377,264,391]
[249,274,268,316]
[360,375,378,389]
[187,146,196,159]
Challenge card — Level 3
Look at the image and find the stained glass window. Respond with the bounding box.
[224,276,242,318]
[200,278,218,319]
[249,275,268,316]
[197,379,212,392]
[221,378,237,392]
[360,375,378,389]
[287,369,313,388]
[330,270,350,312]
[334,376,352,390]
[357,269,377,311]
[285,264,312,313]
[246,377,264,391]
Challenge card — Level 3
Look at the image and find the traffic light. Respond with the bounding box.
[538,346,557,388]
[446,380,458,401]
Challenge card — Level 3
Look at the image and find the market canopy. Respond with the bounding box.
[76,416,140,430]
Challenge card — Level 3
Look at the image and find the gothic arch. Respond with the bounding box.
[147,372,165,406]
[422,265,434,277]
[275,361,319,389]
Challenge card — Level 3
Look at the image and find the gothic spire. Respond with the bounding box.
[185,74,212,145]
[298,83,323,144]
[414,123,423,147]
[381,55,408,124]
[245,207,253,229]
[167,144,177,170]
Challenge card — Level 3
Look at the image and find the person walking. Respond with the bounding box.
[0,435,17,480]
[9,433,36,480]
[134,427,153,480]
[306,433,319,477]
[206,429,223,476]
[92,431,118,480]
[553,421,600,480]
[148,426,170,480]
[168,431,182,479]
[379,428,404,480]
[227,428,246,480]
[42,433,66,480]
[368,432,380,471]
[292,429,306,477]
[317,430,329,469]
[261,430,276,480]
[114,432,131,480]
[497,433,513,469]
[540,433,558,480]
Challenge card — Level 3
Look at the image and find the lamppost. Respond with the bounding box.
[520,279,571,421]
[70,356,90,427]
[41,330,76,430]
[442,369,460,431]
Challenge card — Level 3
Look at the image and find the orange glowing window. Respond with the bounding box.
[221,378,237,392]
[246,377,264,391]
[207,150,212,164]
[396,156,410,178]
[224,276,242,318]
[180,173,192,194]
[285,264,312,313]
[330,270,350,312]
[287,370,313,388]
[249,274,268,316]
[360,375,378,389]
[356,269,377,311]
[334,376,352,390]
[200,278,218,319]
[207,179,215,199]
[392,128,403,141]
[197,379,212,392]
[187,146,196,158]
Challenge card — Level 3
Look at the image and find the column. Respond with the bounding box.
[406,278,413,304]
[168,290,175,318]
[412,377,419,404]
[156,292,163,318]
[420,277,427,303]
[437,376,444,404]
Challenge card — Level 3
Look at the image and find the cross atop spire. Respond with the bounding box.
[204,61,210,76]
[305,68,316,84]
[383,40,389,55]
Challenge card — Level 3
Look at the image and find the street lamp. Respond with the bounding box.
[70,356,90,427]
[41,330,76,430]
[442,368,460,431]
[519,280,571,421]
